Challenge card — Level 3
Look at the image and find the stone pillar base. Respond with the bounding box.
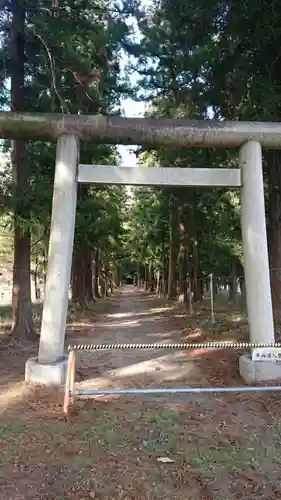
[239,354,281,383]
[25,356,68,385]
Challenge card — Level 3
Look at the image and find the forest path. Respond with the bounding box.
[76,285,203,397]
[0,287,280,499]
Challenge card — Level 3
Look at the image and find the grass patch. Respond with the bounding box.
[0,403,280,499]
[0,289,280,499]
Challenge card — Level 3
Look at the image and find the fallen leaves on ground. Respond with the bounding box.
[0,290,281,500]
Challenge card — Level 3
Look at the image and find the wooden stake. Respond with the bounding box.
[63,350,75,419]
[70,350,76,394]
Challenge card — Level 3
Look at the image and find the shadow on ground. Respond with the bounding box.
[0,286,280,500]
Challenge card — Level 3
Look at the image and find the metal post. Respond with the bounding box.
[240,141,275,344]
[38,135,79,363]
[72,386,281,397]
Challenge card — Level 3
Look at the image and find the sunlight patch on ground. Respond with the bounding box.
[67,322,92,329]
[78,352,198,389]
[219,336,240,343]
[92,319,141,328]
[149,306,174,313]
[230,315,244,323]
[0,382,30,416]
[146,332,175,339]
[108,353,195,381]
[108,319,141,328]
[107,306,173,320]
[186,329,203,339]
[186,347,220,357]
[77,376,118,390]
[107,311,134,319]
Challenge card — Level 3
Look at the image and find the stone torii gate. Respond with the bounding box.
[0,112,281,385]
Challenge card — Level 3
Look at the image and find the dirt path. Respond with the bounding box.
[1,287,281,499]
[77,285,202,396]
[75,287,280,440]
[72,288,281,498]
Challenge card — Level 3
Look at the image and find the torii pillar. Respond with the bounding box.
[239,141,281,382]
[25,135,79,384]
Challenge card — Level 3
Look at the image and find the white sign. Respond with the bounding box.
[252,348,281,362]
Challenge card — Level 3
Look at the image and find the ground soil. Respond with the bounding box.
[0,286,281,500]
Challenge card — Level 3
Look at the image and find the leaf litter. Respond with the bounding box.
[0,289,281,499]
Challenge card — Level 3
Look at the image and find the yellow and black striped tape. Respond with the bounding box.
[68,342,281,352]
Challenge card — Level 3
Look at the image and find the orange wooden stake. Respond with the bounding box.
[63,350,76,419]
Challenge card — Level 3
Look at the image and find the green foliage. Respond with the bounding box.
[0,0,137,275]
[126,186,169,269]
[123,0,248,278]
[2,0,281,287]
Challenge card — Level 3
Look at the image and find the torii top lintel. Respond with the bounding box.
[1,111,281,149]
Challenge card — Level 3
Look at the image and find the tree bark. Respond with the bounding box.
[139,264,145,287]
[228,260,238,303]
[85,247,94,302]
[71,248,87,309]
[102,254,112,296]
[71,184,90,309]
[93,248,101,298]
[148,261,154,292]
[265,150,281,326]
[34,257,40,299]
[113,265,121,288]
[190,238,202,302]
[156,270,161,296]
[167,193,177,300]
[178,202,188,303]
[11,0,36,340]
[100,270,106,298]
[144,264,149,290]
[162,228,168,296]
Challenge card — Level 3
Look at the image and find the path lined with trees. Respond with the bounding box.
[2,1,281,497]
[2,0,281,345]
[1,284,281,499]
[76,285,203,394]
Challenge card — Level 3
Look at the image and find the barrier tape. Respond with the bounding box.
[68,342,281,352]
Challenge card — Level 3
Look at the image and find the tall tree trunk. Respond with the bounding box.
[103,255,110,296]
[136,262,140,287]
[71,185,89,309]
[144,264,149,290]
[113,265,121,288]
[163,261,169,296]
[265,150,281,326]
[85,247,94,302]
[11,0,36,340]
[178,201,188,303]
[34,257,40,299]
[94,248,101,298]
[100,260,106,298]
[191,238,202,302]
[228,260,237,303]
[139,264,145,287]
[167,193,177,300]
[156,270,161,296]
[148,261,154,292]
[162,229,168,296]
[71,248,87,309]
